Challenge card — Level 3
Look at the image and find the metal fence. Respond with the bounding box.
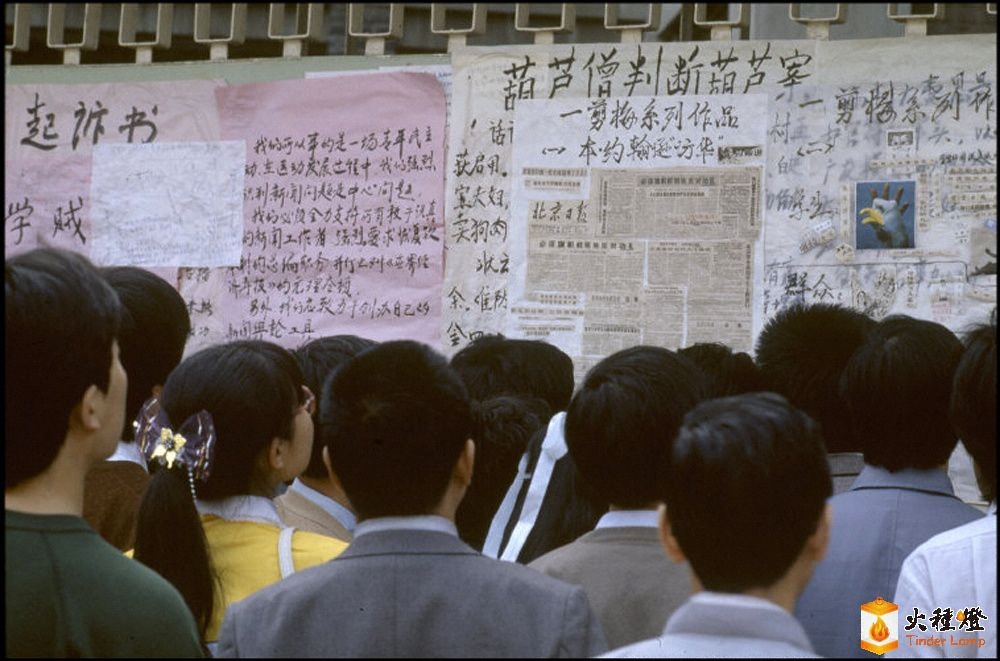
[7,3,997,67]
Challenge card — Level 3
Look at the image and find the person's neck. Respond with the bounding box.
[298,474,352,510]
[690,566,805,614]
[739,581,800,613]
[608,503,659,512]
[428,481,466,523]
[4,455,87,516]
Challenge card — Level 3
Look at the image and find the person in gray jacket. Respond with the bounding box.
[605,393,832,658]
[216,340,607,658]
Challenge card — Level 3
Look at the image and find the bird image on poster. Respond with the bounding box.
[856,181,916,250]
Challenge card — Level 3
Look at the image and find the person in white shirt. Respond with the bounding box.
[604,393,832,658]
[894,316,996,658]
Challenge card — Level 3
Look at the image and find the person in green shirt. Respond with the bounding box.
[5,247,204,658]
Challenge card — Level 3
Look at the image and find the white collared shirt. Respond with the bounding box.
[353,515,458,539]
[107,440,148,473]
[595,509,659,530]
[287,478,357,532]
[893,501,996,657]
[196,495,284,527]
[691,590,790,615]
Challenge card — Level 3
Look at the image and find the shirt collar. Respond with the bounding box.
[850,464,958,497]
[107,440,149,472]
[196,495,284,527]
[288,478,357,532]
[690,591,789,615]
[596,509,659,530]
[353,515,458,539]
[826,452,864,477]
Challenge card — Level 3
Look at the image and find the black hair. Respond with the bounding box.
[292,334,377,479]
[100,267,190,443]
[679,342,765,398]
[565,346,707,508]
[5,248,121,487]
[456,395,551,550]
[322,340,473,520]
[134,462,216,637]
[950,314,996,501]
[664,392,832,592]
[133,340,307,639]
[755,303,875,453]
[450,335,575,413]
[840,315,963,471]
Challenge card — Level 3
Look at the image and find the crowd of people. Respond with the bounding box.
[6,246,996,658]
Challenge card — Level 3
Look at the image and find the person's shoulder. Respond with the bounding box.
[98,543,192,603]
[292,528,349,555]
[599,636,668,658]
[469,550,587,599]
[527,537,584,572]
[75,540,203,651]
[231,552,335,613]
[602,634,819,659]
[910,514,995,556]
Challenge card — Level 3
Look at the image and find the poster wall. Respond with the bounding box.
[4,80,225,285]
[178,73,447,353]
[4,35,995,366]
[442,35,996,374]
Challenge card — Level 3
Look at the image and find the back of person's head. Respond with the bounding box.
[450,335,574,413]
[755,303,875,453]
[664,393,832,592]
[841,315,963,471]
[159,340,308,499]
[134,340,309,638]
[293,334,377,480]
[6,248,121,488]
[100,267,190,443]
[950,313,996,502]
[679,342,765,398]
[565,346,707,508]
[456,395,551,550]
[323,340,473,520]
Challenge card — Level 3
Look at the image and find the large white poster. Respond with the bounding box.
[443,36,996,367]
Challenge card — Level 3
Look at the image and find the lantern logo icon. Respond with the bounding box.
[861,596,899,655]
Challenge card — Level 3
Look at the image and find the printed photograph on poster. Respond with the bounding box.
[970,218,997,278]
[886,129,915,149]
[855,180,916,250]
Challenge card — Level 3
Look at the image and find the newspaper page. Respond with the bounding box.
[507,93,766,370]
[444,41,818,355]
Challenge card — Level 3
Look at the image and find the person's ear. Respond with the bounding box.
[454,439,475,487]
[658,503,687,564]
[75,384,106,432]
[322,444,334,480]
[806,503,832,563]
[322,445,346,488]
[267,437,288,473]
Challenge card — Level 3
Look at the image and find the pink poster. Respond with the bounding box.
[180,73,447,352]
[4,80,222,287]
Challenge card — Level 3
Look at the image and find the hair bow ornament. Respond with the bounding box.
[134,397,217,482]
[151,427,187,469]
